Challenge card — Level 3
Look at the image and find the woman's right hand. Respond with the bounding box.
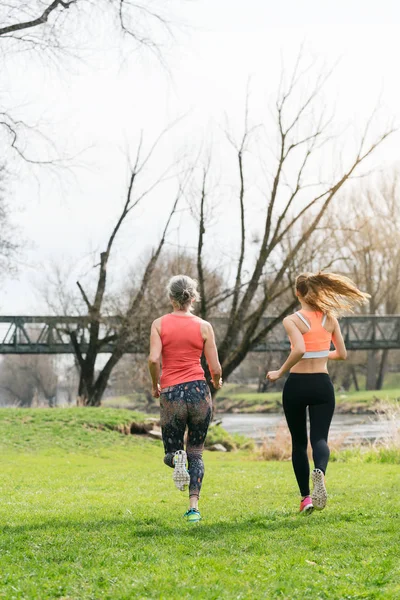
[266,370,282,382]
[152,384,161,398]
[213,377,223,390]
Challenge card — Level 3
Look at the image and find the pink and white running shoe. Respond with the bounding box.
[299,495,314,515]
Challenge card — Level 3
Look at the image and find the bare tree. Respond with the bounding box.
[265,174,400,393]
[1,0,188,406]
[123,248,225,322]
[328,172,400,389]
[34,356,58,405]
[0,0,189,274]
[0,166,18,276]
[1,0,185,159]
[0,1,182,50]
[109,249,226,407]
[0,355,58,406]
[192,59,395,392]
[109,354,155,410]
[61,135,186,406]
[0,356,35,406]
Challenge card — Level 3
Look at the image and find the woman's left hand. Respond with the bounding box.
[266,370,282,382]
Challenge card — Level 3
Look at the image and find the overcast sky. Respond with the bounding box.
[2,0,400,314]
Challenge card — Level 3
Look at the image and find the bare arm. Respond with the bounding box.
[148,319,162,397]
[267,317,305,381]
[203,322,223,389]
[329,318,347,360]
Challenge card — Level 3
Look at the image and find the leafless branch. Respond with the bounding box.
[0,0,76,37]
[76,281,92,311]
[197,166,209,319]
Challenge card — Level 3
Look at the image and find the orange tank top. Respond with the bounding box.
[160,314,205,387]
[292,311,332,358]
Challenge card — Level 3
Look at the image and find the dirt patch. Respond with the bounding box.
[83,419,161,436]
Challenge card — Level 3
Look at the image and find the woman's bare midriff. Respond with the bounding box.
[290,357,329,374]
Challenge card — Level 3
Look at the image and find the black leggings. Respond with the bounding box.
[283,373,335,497]
[160,380,212,498]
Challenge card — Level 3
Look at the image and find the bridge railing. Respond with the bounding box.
[0,315,399,354]
[0,316,144,355]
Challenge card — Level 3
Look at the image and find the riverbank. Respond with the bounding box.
[104,384,400,415]
[219,410,400,447]
[215,387,400,414]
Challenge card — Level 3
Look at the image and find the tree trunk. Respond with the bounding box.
[341,369,352,391]
[366,350,378,390]
[85,385,104,407]
[376,349,389,390]
[351,366,360,391]
[77,373,89,405]
[46,395,56,408]
[257,365,264,393]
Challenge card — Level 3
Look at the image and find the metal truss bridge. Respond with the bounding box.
[0,315,399,355]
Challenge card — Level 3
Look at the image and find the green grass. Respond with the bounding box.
[335,388,400,404]
[0,409,399,599]
[0,407,149,453]
[331,446,400,464]
[102,394,145,408]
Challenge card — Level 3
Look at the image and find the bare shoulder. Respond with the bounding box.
[283,315,298,327]
[199,318,213,339]
[283,315,296,324]
[325,314,339,331]
[198,317,211,326]
[151,317,163,331]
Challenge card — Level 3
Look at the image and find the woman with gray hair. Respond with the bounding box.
[148,274,222,523]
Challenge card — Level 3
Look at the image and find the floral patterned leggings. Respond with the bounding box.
[160,380,212,498]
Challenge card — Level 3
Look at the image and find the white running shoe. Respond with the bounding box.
[311,468,327,510]
[173,450,190,492]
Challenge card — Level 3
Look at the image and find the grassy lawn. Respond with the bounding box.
[0,409,399,599]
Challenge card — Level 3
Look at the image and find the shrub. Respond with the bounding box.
[205,423,254,451]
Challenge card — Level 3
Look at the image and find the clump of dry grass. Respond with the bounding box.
[328,432,350,452]
[258,420,349,461]
[258,421,292,461]
[370,402,400,449]
[331,402,400,464]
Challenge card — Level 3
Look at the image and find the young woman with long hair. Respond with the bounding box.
[148,275,222,523]
[267,272,369,515]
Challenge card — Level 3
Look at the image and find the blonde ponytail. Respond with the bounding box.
[295,272,370,316]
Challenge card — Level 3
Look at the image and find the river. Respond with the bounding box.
[219,413,399,445]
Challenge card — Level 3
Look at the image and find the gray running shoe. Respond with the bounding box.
[311,468,327,510]
[173,450,190,492]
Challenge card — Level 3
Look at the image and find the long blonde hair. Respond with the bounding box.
[295,272,369,316]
